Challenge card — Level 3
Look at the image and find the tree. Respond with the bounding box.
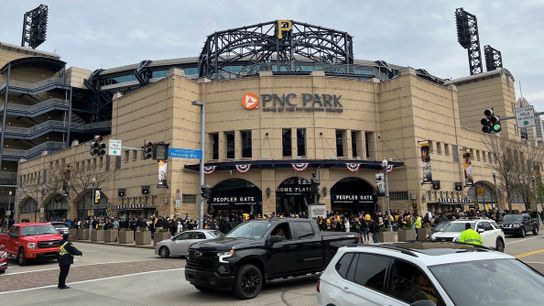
[19,166,67,221]
[483,134,544,211]
[68,158,112,215]
[482,134,517,211]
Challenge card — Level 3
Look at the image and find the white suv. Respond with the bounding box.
[317,242,544,306]
[430,218,505,251]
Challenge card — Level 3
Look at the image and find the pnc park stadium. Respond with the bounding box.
[0,15,534,222]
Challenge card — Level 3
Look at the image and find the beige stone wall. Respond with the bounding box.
[66,66,91,88]
[16,69,530,221]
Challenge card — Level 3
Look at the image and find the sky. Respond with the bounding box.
[1,0,543,109]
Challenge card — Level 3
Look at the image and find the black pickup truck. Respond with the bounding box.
[185,218,358,299]
[500,213,539,237]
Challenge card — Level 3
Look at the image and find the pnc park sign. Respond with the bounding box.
[242,92,343,113]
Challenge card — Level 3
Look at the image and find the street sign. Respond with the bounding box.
[515,106,536,128]
[109,139,122,156]
[168,148,202,159]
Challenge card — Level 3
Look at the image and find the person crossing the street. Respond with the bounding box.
[457,223,483,246]
[58,233,83,289]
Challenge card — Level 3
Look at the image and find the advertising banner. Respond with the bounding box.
[375,173,385,196]
[420,141,432,183]
[463,152,474,186]
[158,160,168,188]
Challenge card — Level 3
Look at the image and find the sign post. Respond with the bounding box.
[515,106,536,128]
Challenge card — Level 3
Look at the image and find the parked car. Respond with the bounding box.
[430,218,505,251]
[0,244,8,274]
[155,229,224,258]
[0,223,63,265]
[499,213,539,237]
[318,241,544,306]
[430,221,451,236]
[185,218,358,299]
[50,222,70,235]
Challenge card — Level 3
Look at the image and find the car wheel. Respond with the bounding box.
[533,226,539,235]
[17,248,27,266]
[233,264,263,299]
[495,238,505,252]
[521,228,526,238]
[194,285,214,292]
[159,246,170,258]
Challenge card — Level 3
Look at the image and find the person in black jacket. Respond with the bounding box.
[58,233,83,289]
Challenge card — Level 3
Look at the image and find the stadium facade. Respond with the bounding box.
[0,20,530,221]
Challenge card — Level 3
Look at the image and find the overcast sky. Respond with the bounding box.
[2,0,543,109]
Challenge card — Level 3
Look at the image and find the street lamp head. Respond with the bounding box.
[381,159,388,168]
[91,177,97,184]
[192,100,204,106]
[8,190,13,196]
[492,170,496,176]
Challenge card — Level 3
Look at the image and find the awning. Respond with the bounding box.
[184,159,404,172]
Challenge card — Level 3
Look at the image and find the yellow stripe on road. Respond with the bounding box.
[516,249,544,259]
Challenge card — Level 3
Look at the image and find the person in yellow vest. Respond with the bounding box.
[415,215,423,240]
[58,233,83,289]
[458,223,483,246]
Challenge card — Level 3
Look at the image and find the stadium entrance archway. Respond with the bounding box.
[330,177,376,215]
[276,177,312,217]
[209,178,262,216]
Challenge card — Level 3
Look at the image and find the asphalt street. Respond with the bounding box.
[0,233,543,305]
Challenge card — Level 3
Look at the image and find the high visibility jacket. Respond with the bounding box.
[458,229,483,246]
[59,242,69,256]
[415,216,422,229]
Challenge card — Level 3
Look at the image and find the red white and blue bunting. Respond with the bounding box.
[291,163,309,172]
[204,166,216,175]
[235,164,251,173]
[346,163,361,172]
[386,165,394,173]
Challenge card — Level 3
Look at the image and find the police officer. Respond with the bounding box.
[458,223,483,246]
[58,233,83,289]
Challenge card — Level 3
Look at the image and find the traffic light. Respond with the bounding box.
[90,135,106,156]
[143,140,153,159]
[200,186,211,199]
[480,109,501,134]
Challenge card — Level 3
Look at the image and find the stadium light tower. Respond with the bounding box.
[455,8,483,75]
[21,4,49,49]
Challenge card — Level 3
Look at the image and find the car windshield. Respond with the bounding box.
[21,225,58,236]
[430,259,544,306]
[503,215,522,222]
[226,221,272,239]
[434,221,450,232]
[208,231,225,238]
[442,223,473,232]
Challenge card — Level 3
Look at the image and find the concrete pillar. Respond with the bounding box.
[346,129,353,158]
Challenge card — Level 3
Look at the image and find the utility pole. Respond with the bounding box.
[192,101,206,229]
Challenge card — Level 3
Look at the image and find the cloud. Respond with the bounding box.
[1,0,542,108]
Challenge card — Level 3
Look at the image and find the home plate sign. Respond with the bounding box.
[515,106,536,128]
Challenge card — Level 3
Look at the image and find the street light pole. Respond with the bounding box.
[382,159,392,232]
[7,190,12,228]
[532,176,537,210]
[492,170,499,210]
[192,101,206,230]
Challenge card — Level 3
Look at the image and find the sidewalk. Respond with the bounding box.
[74,239,154,249]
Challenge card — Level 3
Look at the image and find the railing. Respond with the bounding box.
[0,98,69,116]
[0,76,67,93]
[1,120,112,138]
[1,141,66,159]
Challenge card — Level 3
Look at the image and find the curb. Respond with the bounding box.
[73,240,155,249]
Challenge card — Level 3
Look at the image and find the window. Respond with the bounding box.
[124,150,129,163]
[336,129,345,157]
[282,128,292,157]
[390,191,409,201]
[241,130,252,158]
[351,131,361,158]
[444,143,450,156]
[106,155,111,171]
[352,253,393,292]
[271,222,292,239]
[365,131,376,158]
[193,232,206,239]
[297,128,306,157]
[292,221,314,239]
[115,156,121,170]
[176,232,192,240]
[476,150,481,161]
[225,131,235,159]
[452,145,459,162]
[210,133,219,159]
[21,199,37,214]
[436,142,442,154]
[389,259,444,305]
[482,151,487,162]
[335,253,356,279]
[182,194,197,204]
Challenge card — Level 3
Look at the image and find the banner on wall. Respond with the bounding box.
[375,173,385,196]
[463,152,474,187]
[420,141,432,183]
[158,160,168,188]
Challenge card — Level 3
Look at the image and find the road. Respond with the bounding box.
[0,234,543,305]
